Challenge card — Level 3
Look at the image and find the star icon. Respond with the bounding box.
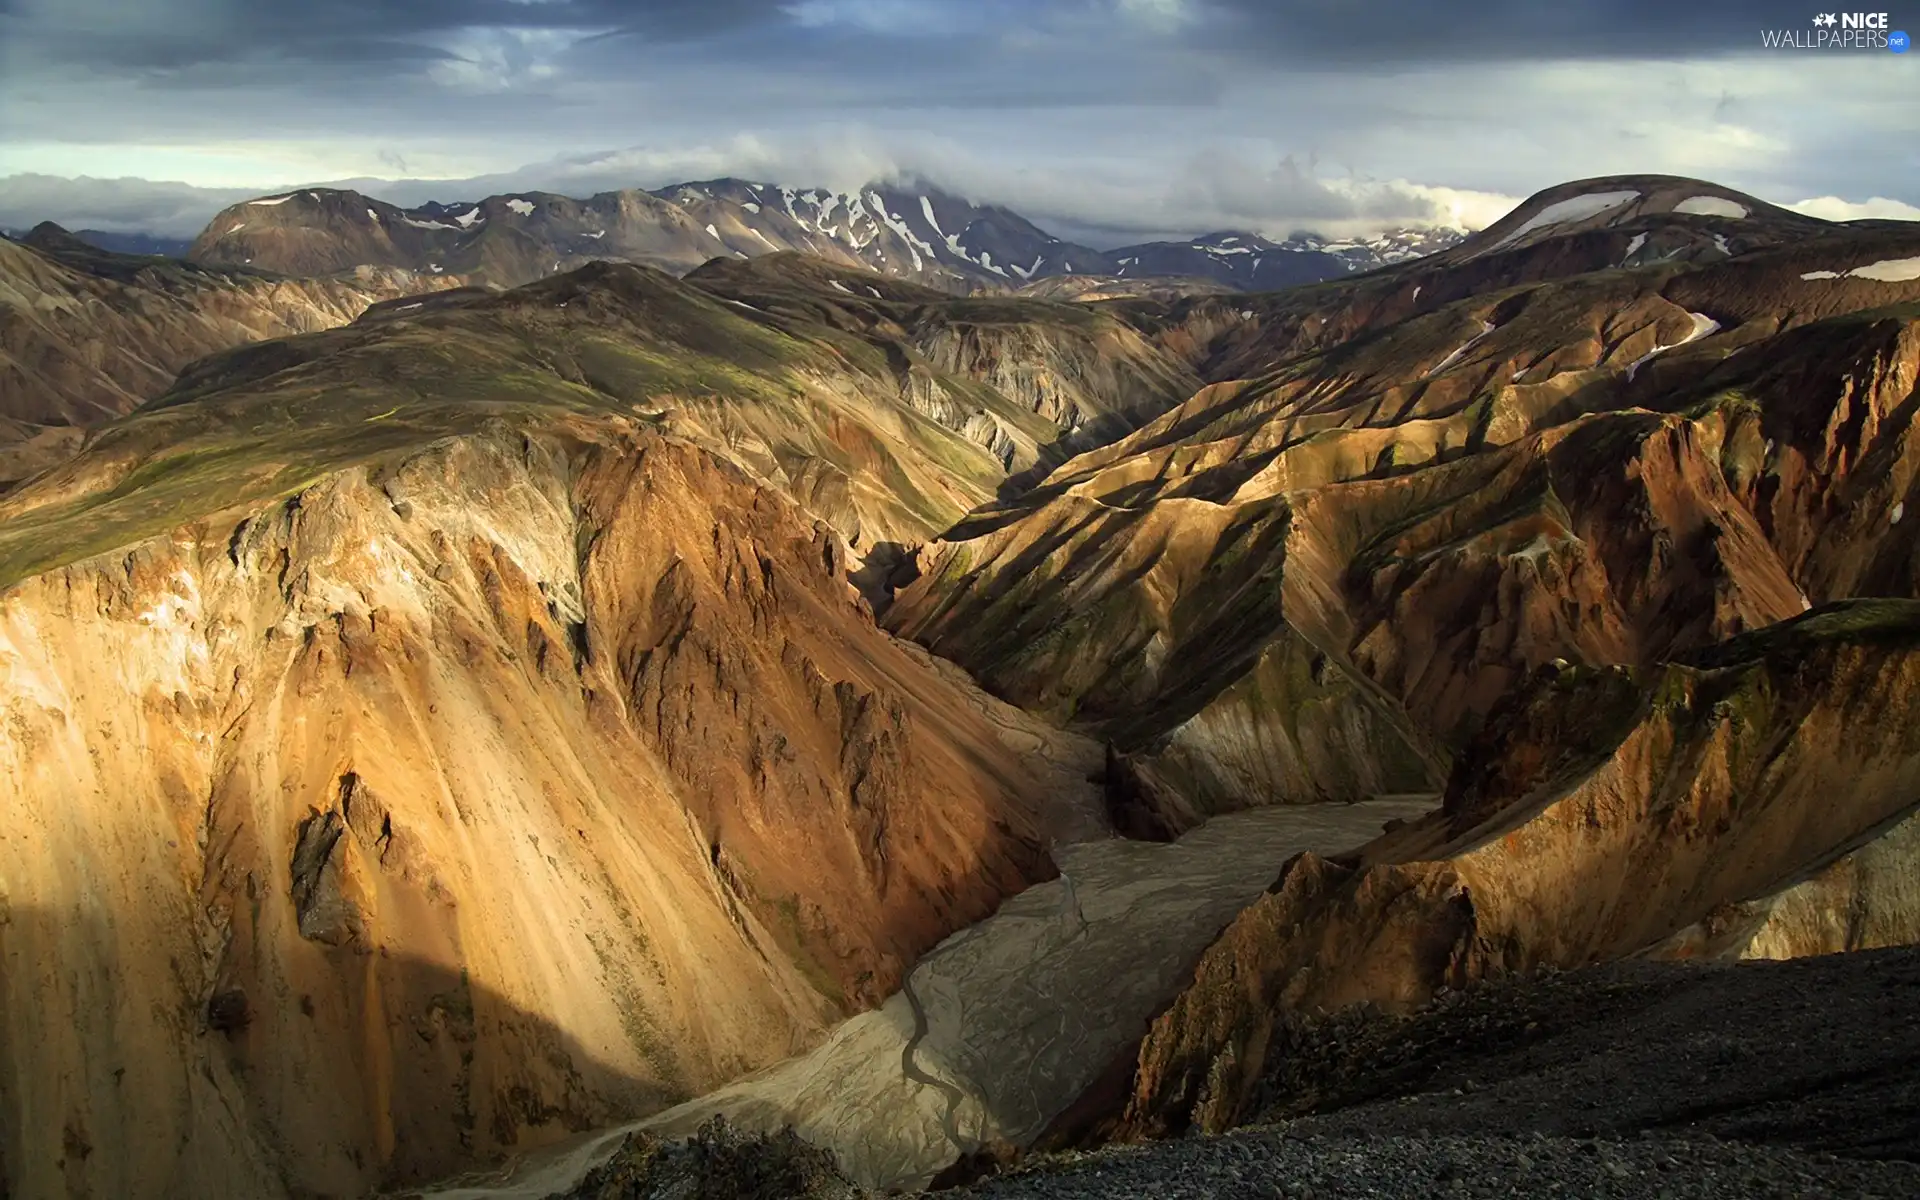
[1814,12,1837,26]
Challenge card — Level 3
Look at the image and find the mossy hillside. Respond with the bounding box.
[0,262,1054,592]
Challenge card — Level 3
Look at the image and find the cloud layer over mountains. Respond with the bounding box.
[1,0,1914,241]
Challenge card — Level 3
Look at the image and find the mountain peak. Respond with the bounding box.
[185,174,1472,293]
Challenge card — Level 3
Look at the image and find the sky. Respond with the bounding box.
[1,0,1917,243]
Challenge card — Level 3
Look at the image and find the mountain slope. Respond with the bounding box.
[186,179,1465,294]
[0,225,452,487]
[1113,601,1920,1138]
[889,195,1920,821]
[875,176,1920,1143]
[0,257,1185,1197]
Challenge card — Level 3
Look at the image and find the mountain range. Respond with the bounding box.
[0,170,1917,1198]
[183,178,1464,292]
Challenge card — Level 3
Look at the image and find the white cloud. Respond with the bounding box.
[1786,195,1920,223]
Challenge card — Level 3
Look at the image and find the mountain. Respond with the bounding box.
[0,252,1216,1196]
[1101,228,1464,291]
[4,172,1919,1198]
[185,179,1464,294]
[0,223,453,489]
[878,174,1920,1146]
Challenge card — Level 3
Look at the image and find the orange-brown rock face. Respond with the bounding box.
[891,226,1920,813]
[1111,602,1920,1138]
[0,426,1057,1198]
[882,195,1920,1148]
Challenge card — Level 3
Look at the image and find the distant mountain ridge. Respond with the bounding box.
[184,177,1467,292]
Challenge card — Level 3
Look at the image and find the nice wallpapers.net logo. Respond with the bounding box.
[1762,12,1910,49]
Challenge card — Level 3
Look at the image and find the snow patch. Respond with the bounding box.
[402,217,458,230]
[1411,285,1422,301]
[706,224,720,240]
[224,222,245,235]
[867,190,932,271]
[1850,257,1920,282]
[1801,256,1920,283]
[1427,321,1496,377]
[1625,312,1721,381]
[584,230,605,239]
[1712,234,1732,256]
[741,201,761,213]
[455,208,484,228]
[247,194,298,206]
[367,208,380,221]
[1493,190,1640,249]
[828,279,852,293]
[920,195,946,238]
[1623,233,1647,262]
[1675,196,1748,219]
[865,286,882,299]
[1893,502,1906,525]
[505,198,535,216]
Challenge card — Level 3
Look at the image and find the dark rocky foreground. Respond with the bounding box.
[948,1130,1920,1199]
[954,947,1920,1199]
[549,948,1920,1198]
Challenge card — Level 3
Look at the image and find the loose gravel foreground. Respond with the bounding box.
[950,947,1920,1199]
[950,1129,1920,1199]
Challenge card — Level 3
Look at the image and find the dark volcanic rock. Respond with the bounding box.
[552,1118,867,1200]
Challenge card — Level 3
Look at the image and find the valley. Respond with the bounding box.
[0,168,1917,1200]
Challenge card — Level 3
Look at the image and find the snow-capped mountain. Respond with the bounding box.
[186,178,1465,293]
[1100,228,1465,290]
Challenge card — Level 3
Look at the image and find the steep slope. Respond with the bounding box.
[185,178,1466,294]
[888,219,1920,824]
[0,226,452,486]
[0,262,1137,1197]
[873,187,1920,1148]
[1109,601,1920,1138]
[0,255,1193,586]
[681,254,1203,489]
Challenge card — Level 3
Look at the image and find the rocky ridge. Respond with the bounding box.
[0,254,1219,1196]
[185,178,1465,294]
[0,224,454,488]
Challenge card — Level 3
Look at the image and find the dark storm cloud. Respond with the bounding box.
[1,0,797,73]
